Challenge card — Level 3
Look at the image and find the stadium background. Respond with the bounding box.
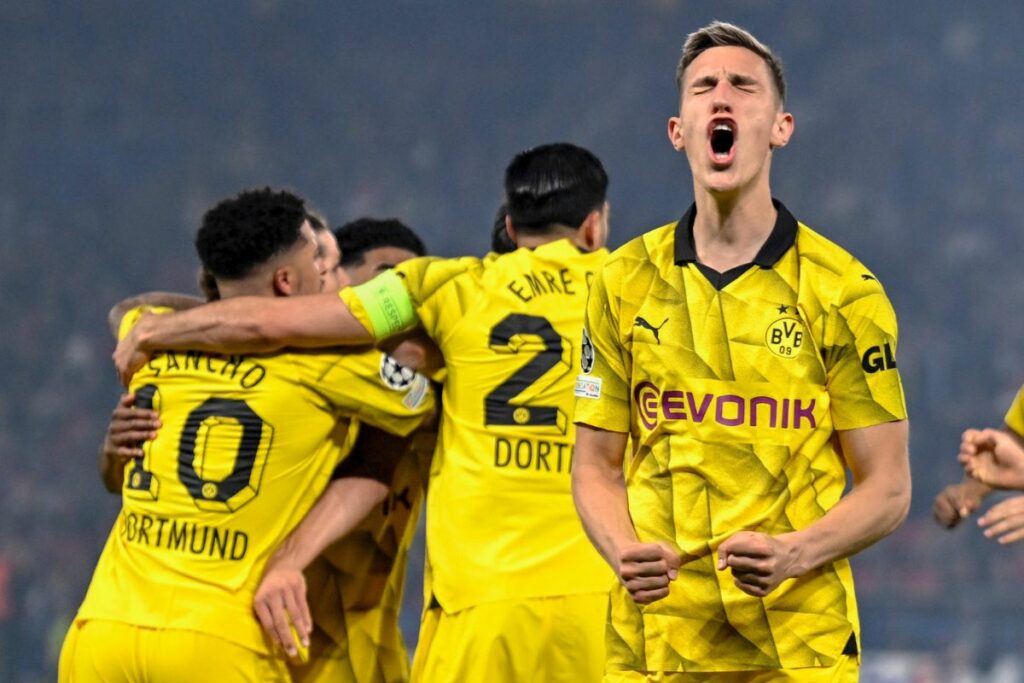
[2,1,1024,681]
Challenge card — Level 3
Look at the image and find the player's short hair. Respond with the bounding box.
[333,218,427,267]
[306,210,329,233]
[677,21,786,104]
[490,203,516,254]
[195,187,308,281]
[504,142,608,235]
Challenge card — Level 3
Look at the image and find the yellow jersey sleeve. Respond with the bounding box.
[340,257,479,341]
[573,257,630,433]
[823,274,908,430]
[117,305,174,341]
[1005,384,1024,437]
[291,350,434,438]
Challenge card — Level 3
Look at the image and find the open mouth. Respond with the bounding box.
[708,121,736,164]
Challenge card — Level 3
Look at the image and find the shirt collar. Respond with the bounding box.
[673,199,798,268]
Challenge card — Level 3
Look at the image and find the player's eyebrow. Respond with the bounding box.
[690,74,720,90]
[689,72,760,90]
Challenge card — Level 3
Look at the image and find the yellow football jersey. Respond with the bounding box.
[342,239,615,612]
[1005,384,1024,437]
[574,202,907,673]
[74,306,434,655]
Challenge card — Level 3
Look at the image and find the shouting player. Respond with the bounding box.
[572,22,910,680]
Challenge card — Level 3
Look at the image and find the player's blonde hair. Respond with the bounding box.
[676,21,786,103]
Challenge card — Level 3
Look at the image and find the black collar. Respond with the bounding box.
[673,199,798,268]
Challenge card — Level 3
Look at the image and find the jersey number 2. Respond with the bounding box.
[485,314,571,434]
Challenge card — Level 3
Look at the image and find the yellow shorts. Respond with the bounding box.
[410,592,607,683]
[289,622,409,683]
[58,619,291,683]
[603,656,859,683]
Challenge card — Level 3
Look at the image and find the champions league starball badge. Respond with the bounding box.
[379,354,416,390]
[581,327,595,374]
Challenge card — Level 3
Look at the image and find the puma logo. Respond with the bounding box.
[634,316,668,344]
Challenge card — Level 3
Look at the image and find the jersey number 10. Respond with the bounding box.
[124,384,273,512]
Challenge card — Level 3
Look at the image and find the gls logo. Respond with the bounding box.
[861,341,897,373]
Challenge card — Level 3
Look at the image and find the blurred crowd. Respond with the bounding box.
[3,2,1024,681]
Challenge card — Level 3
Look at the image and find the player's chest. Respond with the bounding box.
[625,268,826,386]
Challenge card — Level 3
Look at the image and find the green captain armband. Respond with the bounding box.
[350,269,418,338]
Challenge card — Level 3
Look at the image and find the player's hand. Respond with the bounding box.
[253,562,312,659]
[103,393,161,461]
[932,481,986,529]
[112,323,151,386]
[978,495,1024,544]
[959,428,1024,490]
[615,541,681,604]
[716,531,798,598]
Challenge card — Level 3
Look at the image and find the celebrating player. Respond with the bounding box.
[572,22,910,680]
[112,143,615,682]
[96,215,436,682]
[62,189,434,683]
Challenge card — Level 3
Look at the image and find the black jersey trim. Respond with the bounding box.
[672,199,799,289]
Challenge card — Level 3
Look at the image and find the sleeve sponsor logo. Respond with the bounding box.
[861,340,897,373]
[574,375,602,399]
[580,327,595,374]
[633,380,817,431]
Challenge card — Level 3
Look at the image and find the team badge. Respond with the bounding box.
[379,354,415,390]
[765,317,805,359]
[581,327,595,373]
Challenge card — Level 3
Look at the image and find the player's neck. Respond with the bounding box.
[691,182,776,273]
[216,279,274,299]
[515,230,578,251]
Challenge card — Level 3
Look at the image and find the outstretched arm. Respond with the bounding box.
[573,424,680,604]
[107,292,205,338]
[114,292,373,384]
[718,419,910,597]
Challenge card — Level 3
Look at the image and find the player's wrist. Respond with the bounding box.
[775,532,808,579]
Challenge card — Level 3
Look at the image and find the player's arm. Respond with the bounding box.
[574,425,680,604]
[252,426,410,656]
[932,477,992,529]
[114,292,373,384]
[959,427,1024,490]
[107,292,205,338]
[114,270,423,385]
[97,393,161,493]
[718,419,910,598]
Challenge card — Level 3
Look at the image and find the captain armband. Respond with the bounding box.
[349,270,418,338]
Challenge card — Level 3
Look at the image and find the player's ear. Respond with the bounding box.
[668,115,686,151]
[770,111,794,149]
[272,266,297,296]
[504,215,518,247]
[578,206,607,251]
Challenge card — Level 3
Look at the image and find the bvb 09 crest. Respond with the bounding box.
[765,317,806,359]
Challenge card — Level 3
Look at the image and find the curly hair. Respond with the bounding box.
[195,188,308,280]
